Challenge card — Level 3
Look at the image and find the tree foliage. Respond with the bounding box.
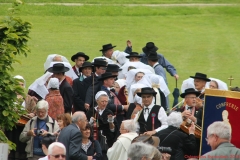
[0,0,31,150]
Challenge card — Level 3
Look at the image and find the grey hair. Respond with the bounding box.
[122,120,138,132]
[72,111,85,123]
[128,142,155,160]
[167,112,182,128]
[96,94,109,101]
[48,142,66,155]
[207,121,231,141]
[36,100,49,111]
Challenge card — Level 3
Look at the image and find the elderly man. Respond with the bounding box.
[19,100,59,160]
[48,142,66,160]
[134,87,168,135]
[140,42,179,80]
[58,111,91,160]
[100,40,132,59]
[47,63,74,114]
[203,121,240,160]
[156,112,196,160]
[71,52,89,77]
[107,119,138,160]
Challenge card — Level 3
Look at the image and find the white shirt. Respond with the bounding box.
[153,62,159,68]
[38,156,48,160]
[134,102,168,132]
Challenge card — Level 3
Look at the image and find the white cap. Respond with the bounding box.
[47,78,59,89]
[95,91,108,100]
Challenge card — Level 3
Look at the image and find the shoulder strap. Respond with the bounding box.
[154,64,160,69]
[160,129,177,144]
[29,119,34,129]
[52,118,55,131]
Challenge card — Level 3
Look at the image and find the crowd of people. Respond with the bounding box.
[5,41,240,160]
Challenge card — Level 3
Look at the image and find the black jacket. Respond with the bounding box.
[156,126,196,160]
[80,140,102,160]
[59,78,73,113]
[58,123,87,160]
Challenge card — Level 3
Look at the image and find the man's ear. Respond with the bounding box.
[42,144,47,150]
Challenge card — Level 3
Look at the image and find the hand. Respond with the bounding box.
[181,110,191,118]
[174,74,179,80]
[87,156,93,160]
[188,122,195,135]
[31,96,38,103]
[27,113,35,118]
[90,117,96,124]
[188,115,196,123]
[84,103,90,110]
[123,105,129,111]
[196,98,203,109]
[27,128,37,137]
[162,153,171,160]
[127,40,132,47]
[107,115,115,123]
[41,129,49,136]
[143,130,156,136]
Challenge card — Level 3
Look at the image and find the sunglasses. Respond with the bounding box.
[51,154,66,158]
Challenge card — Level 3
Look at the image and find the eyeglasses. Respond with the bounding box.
[205,134,213,141]
[51,154,66,158]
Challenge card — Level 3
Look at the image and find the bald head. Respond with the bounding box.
[72,111,88,130]
[53,55,63,62]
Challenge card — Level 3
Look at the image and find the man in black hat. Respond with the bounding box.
[140,42,179,80]
[47,63,73,113]
[135,87,168,136]
[147,51,167,84]
[71,52,89,77]
[100,40,132,59]
[106,64,121,76]
[95,72,128,126]
[78,61,93,82]
[178,88,203,156]
[126,52,142,62]
[73,58,107,113]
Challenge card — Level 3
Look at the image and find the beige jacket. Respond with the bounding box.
[19,116,59,158]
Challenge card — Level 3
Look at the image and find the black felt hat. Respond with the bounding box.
[106,64,122,72]
[71,52,89,62]
[147,51,159,60]
[99,43,116,52]
[79,61,93,72]
[190,72,211,82]
[126,52,142,58]
[47,63,69,73]
[180,88,201,98]
[142,42,158,55]
[92,58,108,67]
[98,72,117,81]
[137,87,157,97]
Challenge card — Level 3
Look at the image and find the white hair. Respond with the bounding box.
[48,142,66,155]
[96,94,109,101]
[72,111,85,123]
[122,120,138,132]
[207,121,231,141]
[36,100,49,111]
[95,91,109,101]
[167,112,183,128]
[128,142,155,160]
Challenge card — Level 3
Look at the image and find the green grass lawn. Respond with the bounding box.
[1,3,240,106]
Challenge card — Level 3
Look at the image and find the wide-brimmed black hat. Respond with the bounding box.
[99,43,116,52]
[106,64,122,72]
[137,87,157,97]
[190,72,211,82]
[71,52,89,62]
[180,88,201,98]
[142,42,158,54]
[79,61,93,72]
[132,135,160,147]
[92,58,108,67]
[126,52,142,58]
[47,63,69,73]
[98,72,117,81]
[147,51,159,60]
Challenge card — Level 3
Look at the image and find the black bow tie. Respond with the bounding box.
[144,108,149,114]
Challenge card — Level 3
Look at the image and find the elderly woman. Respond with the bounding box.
[45,78,64,119]
[107,119,138,160]
[19,100,59,160]
[80,123,102,160]
[89,91,119,160]
[156,112,196,160]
